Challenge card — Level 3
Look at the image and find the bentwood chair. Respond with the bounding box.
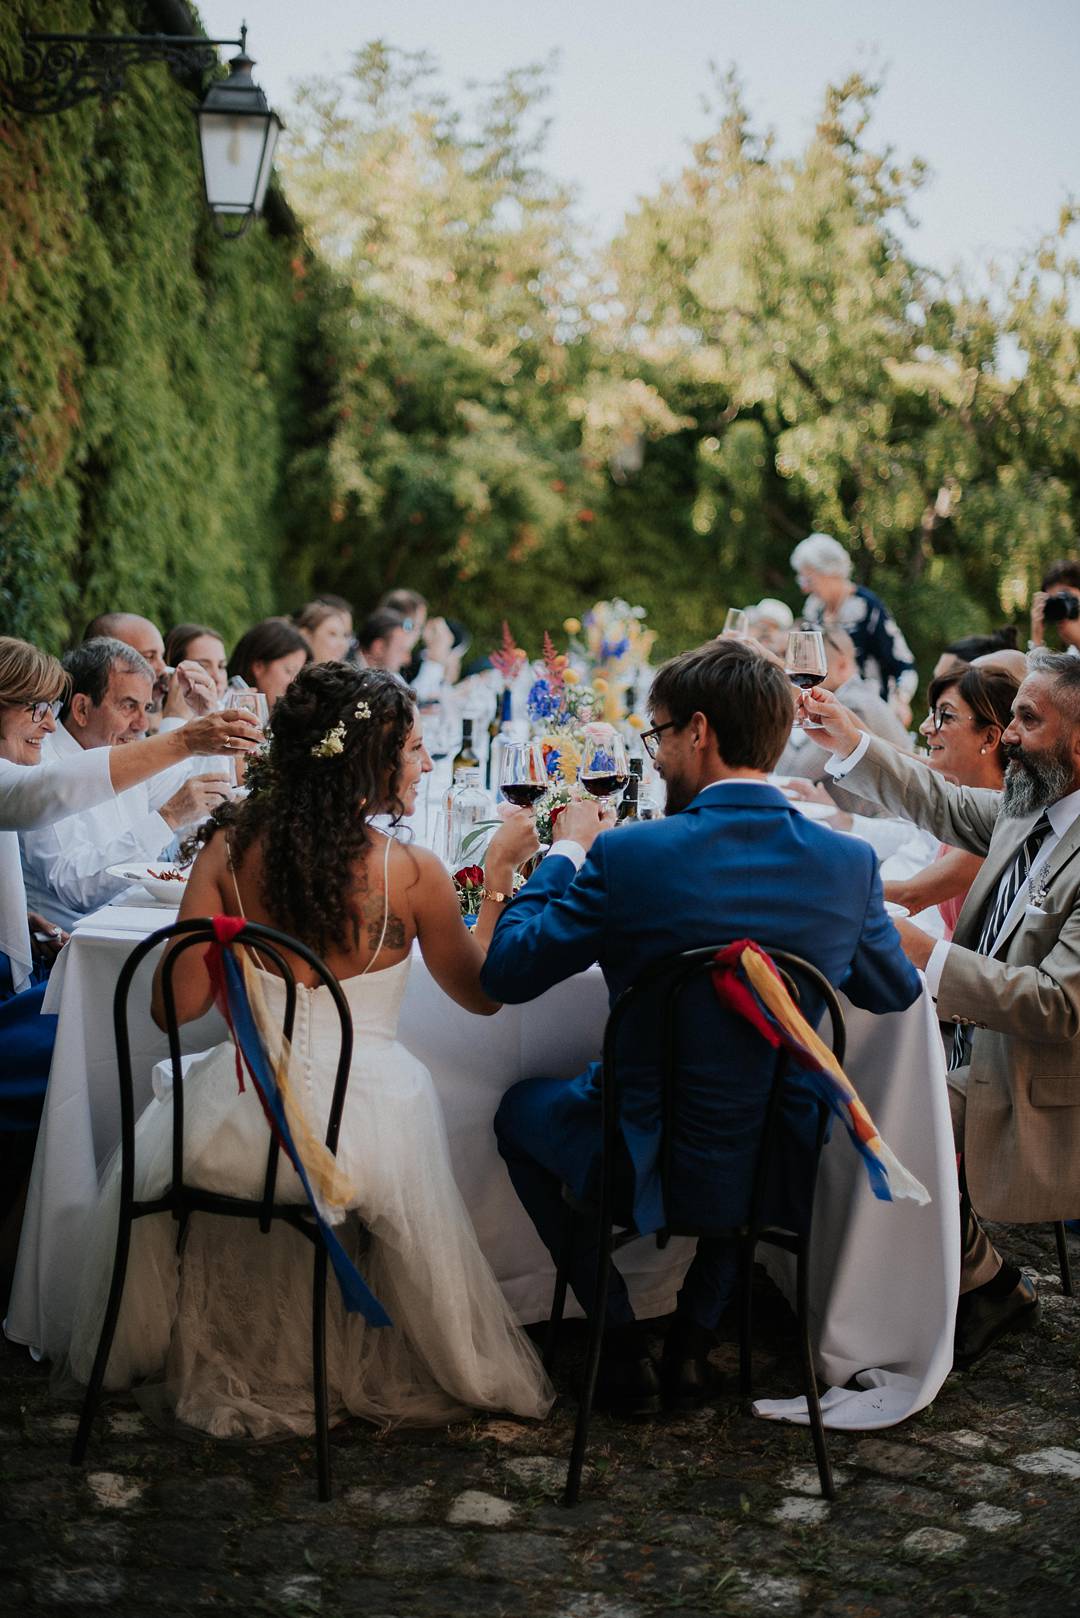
[69,917,361,1502]
[544,944,845,1508]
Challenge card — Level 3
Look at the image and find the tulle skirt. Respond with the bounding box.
[62,1034,553,1437]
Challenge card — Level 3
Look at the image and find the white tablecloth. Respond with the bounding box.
[6,899,959,1430]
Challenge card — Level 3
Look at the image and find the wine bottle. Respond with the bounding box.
[486,688,511,790]
[617,758,643,823]
[453,717,479,776]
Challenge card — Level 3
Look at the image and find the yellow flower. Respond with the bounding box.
[563,617,581,634]
[593,676,609,694]
[562,667,581,685]
[626,714,645,731]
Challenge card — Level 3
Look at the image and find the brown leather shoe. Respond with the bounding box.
[953,1274,1039,1370]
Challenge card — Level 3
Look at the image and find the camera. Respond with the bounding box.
[1043,591,1080,624]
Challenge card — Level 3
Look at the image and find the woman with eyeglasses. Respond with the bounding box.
[883,660,1020,935]
[0,636,264,1302]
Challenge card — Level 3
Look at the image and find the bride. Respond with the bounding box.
[66,662,553,1436]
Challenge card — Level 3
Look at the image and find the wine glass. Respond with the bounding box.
[579,730,629,801]
[784,629,828,729]
[498,739,548,809]
[722,608,749,636]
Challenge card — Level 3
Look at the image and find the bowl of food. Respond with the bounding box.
[108,862,190,905]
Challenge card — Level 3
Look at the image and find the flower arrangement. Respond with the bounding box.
[564,599,656,725]
[452,864,486,918]
[452,863,526,919]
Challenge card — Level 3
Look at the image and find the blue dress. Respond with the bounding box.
[0,949,56,1133]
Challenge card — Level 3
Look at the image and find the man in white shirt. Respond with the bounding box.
[21,639,229,930]
[801,650,1080,1369]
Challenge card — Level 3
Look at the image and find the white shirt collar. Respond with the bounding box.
[697,777,778,793]
[46,722,83,759]
[1047,784,1080,840]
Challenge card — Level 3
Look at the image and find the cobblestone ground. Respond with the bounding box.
[2,1222,1078,1618]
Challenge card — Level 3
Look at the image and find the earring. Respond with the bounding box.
[979,746,987,754]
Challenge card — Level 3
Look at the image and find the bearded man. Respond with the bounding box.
[803,649,1080,1369]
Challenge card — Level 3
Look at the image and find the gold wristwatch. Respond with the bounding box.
[482,887,510,904]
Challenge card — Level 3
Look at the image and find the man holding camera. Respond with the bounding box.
[1031,560,1080,655]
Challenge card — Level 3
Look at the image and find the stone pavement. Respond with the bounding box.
[2,1221,1078,1618]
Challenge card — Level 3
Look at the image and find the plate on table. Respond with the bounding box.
[106,862,190,905]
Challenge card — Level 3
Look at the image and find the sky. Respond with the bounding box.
[199,0,1080,278]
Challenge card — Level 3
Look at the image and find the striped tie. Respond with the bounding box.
[949,811,1051,1071]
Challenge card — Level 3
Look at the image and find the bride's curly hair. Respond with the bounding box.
[189,663,416,955]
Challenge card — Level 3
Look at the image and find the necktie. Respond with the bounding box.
[949,811,1051,1071]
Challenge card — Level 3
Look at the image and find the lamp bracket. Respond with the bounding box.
[1,29,247,116]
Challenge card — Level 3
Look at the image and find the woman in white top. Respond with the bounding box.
[0,636,263,1295]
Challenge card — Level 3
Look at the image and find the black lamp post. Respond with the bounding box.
[0,22,283,238]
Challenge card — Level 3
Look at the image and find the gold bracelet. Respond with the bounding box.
[482,887,510,904]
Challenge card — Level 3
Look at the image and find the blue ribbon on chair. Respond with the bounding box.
[209,930,391,1326]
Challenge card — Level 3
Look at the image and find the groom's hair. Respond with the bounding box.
[649,639,794,771]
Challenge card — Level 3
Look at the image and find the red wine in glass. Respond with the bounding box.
[582,773,629,799]
[501,781,546,808]
[784,630,828,728]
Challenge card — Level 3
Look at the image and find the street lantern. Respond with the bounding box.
[196,47,283,238]
[0,22,283,240]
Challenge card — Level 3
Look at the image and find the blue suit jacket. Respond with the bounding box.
[481,782,922,1235]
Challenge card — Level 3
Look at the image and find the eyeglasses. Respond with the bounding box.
[25,699,62,724]
[641,720,679,760]
[927,706,975,733]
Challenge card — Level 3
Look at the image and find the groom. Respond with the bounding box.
[482,638,921,1414]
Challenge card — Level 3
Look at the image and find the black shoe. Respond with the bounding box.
[590,1352,663,1418]
[954,1274,1039,1370]
[660,1321,714,1410]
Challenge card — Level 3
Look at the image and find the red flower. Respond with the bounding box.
[453,865,485,887]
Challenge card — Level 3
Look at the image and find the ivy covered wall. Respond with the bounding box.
[0,1,335,651]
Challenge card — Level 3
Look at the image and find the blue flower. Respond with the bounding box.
[600,636,629,662]
[527,678,563,723]
[545,748,561,778]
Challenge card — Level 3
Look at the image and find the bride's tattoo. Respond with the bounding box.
[371,913,406,950]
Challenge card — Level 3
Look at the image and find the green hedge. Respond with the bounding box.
[0,1,334,652]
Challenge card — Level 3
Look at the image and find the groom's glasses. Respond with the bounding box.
[641,720,679,760]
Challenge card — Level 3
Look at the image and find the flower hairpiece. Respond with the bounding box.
[310,698,373,759]
[311,721,347,759]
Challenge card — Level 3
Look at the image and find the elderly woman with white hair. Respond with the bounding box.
[790,532,917,714]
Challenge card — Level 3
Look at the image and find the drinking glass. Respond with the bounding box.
[221,688,269,785]
[498,739,548,809]
[722,608,749,635]
[784,629,828,729]
[579,730,629,801]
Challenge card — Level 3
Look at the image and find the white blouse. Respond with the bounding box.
[0,749,114,994]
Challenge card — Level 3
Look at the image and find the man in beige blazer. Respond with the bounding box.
[801,649,1080,1369]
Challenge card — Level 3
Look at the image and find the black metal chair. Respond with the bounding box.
[70,917,361,1501]
[1053,1224,1074,1297]
[543,944,845,1507]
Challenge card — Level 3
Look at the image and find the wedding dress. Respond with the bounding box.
[65,833,553,1438]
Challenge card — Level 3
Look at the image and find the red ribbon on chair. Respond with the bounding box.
[204,914,251,1093]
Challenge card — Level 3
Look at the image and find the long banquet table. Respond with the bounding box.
[6,892,959,1430]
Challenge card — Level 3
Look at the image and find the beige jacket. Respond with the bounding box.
[840,736,1080,1221]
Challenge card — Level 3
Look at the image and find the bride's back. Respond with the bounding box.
[154,662,498,1029]
[221,829,419,988]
